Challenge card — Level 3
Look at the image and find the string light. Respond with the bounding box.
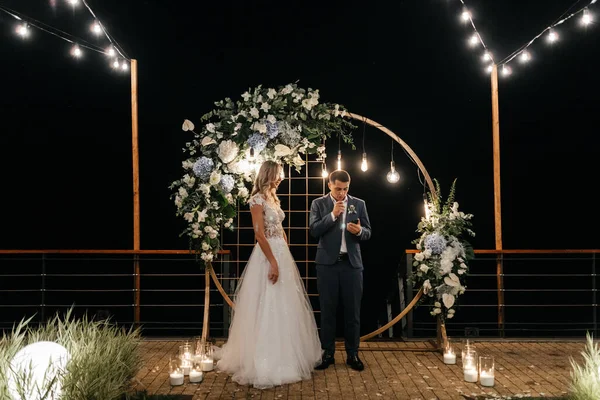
[0,2,130,73]
[321,163,328,178]
[336,133,342,170]
[16,23,29,38]
[70,44,82,58]
[90,21,102,35]
[454,0,597,76]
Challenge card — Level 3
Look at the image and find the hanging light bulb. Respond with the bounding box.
[112,59,120,69]
[423,194,431,220]
[482,51,492,62]
[121,62,129,71]
[336,150,342,170]
[105,46,116,57]
[501,65,512,76]
[321,163,328,178]
[360,153,368,172]
[67,0,79,5]
[469,34,479,46]
[547,30,559,43]
[461,10,471,22]
[386,161,400,183]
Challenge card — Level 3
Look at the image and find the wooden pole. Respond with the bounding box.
[491,64,505,336]
[131,59,141,326]
[202,262,211,342]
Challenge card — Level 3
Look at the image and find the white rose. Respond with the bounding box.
[209,170,221,186]
[199,184,210,195]
[217,140,239,164]
[414,252,424,262]
[432,308,441,315]
[202,242,211,251]
[423,280,432,294]
[446,313,454,319]
[238,187,249,198]
[201,252,213,262]
[209,231,217,239]
[419,264,429,273]
[434,301,441,308]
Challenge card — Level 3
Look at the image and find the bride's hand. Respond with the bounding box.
[268,260,279,284]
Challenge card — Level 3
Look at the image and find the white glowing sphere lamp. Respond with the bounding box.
[8,341,70,400]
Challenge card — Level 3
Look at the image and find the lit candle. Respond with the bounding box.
[464,366,478,382]
[189,367,203,383]
[480,370,494,387]
[201,358,214,372]
[169,371,184,386]
[443,350,456,364]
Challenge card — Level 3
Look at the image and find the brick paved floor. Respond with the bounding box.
[134,339,582,399]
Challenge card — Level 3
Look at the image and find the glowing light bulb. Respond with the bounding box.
[581,10,593,25]
[91,22,102,35]
[424,197,431,220]
[321,165,328,178]
[106,46,116,57]
[360,153,368,172]
[501,65,512,76]
[519,51,531,63]
[469,34,479,46]
[386,161,400,184]
[336,150,342,170]
[461,10,471,22]
[71,45,82,58]
[486,64,493,73]
[121,62,129,71]
[67,0,79,5]
[112,59,120,69]
[482,51,492,62]
[547,30,558,43]
[16,23,29,38]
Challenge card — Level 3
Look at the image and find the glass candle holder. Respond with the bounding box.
[201,342,214,372]
[193,336,204,363]
[479,356,495,387]
[179,343,193,375]
[443,344,456,365]
[168,357,184,386]
[462,349,478,383]
[189,362,204,383]
[461,340,476,364]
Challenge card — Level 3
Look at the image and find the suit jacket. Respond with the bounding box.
[309,194,372,269]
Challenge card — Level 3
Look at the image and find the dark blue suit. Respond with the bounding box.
[309,194,372,356]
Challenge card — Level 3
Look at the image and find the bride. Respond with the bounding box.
[217,160,322,389]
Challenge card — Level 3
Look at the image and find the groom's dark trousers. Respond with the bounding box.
[316,255,363,356]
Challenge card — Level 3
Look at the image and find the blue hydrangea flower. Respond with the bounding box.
[219,174,235,193]
[247,132,267,153]
[192,156,214,180]
[266,121,279,139]
[424,233,447,255]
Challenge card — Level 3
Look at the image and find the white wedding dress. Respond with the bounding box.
[217,193,322,389]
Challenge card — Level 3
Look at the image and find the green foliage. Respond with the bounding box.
[0,308,142,400]
[569,332,600,400]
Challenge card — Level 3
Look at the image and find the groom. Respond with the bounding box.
[309,169,372,371]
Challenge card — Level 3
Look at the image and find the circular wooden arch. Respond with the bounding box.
[204,111,437,343]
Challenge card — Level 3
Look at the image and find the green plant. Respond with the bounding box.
[0,308,142,400]
[569,332,600,400]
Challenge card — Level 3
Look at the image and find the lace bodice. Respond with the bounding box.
[248,193,285,239]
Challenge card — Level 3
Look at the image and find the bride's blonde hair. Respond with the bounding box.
[250,160,282,205]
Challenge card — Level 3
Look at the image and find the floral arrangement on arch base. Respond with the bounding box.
[409,179,475,321]
[170,83,355,263]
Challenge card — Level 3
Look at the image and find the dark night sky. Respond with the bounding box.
[1,1,598,269]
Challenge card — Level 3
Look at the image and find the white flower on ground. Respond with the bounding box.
[217,140,239,164]
[182,119,195,131]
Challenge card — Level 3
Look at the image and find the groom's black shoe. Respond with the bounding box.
[346,354,364,371]
[315,353,335,370]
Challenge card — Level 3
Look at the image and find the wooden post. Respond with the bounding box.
[491,64,505,336]
[131,59,141,326]
[202,262,211,342]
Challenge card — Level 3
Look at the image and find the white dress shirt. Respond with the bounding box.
[330,195,348,254]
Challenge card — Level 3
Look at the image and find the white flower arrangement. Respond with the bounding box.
[170,83,355,262]
[409,180,475,320]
